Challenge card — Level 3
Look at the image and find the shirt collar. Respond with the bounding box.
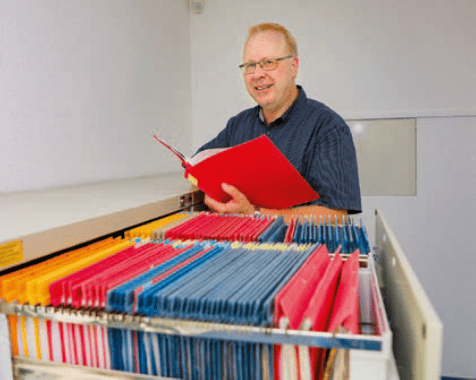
[258,85,306,126]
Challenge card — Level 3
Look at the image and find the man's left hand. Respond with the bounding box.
[204,183,255,214]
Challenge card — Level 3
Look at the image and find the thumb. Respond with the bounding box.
[221,183,244,200]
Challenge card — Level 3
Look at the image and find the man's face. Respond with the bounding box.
[242,31,298,116]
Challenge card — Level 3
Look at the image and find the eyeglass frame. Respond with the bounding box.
[238,55,294,74]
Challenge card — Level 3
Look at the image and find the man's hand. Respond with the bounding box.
[204,184,348,222]
[204,183,255,214]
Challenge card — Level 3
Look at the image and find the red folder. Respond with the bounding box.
[300,251,344,380]
[303,249,360,380]
[326,249,360,335]
[154,134,319,209]
[273,245,331,380]
[283,218,297,244]
[274,245,331,330]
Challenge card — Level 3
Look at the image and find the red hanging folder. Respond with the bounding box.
[273,245,331,380]
[274,245,331,330]
[298,250,344,380]
[326,249,361,335]
[300,249,360,380]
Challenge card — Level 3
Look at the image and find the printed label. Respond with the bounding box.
[0,239,23,267]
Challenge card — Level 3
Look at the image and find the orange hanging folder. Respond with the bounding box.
[154,134,319,209]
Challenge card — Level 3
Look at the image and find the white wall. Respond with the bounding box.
[0,0,191,194]
[190,0,476,151]
[190,0,476,377]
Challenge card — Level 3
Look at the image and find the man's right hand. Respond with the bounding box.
[204,183,255,215]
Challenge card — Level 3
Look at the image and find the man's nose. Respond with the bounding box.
[251,64,266,78]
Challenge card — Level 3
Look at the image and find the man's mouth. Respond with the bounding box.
[255,84,272,91]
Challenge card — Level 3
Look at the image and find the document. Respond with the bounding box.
[154,134,319,209]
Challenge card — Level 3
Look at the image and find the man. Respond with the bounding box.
[197,23,361,221]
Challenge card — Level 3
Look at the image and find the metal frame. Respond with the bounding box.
[0,298,385,352]
[13,357,176,380]
[374,209,443,380]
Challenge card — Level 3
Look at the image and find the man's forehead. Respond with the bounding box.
[243,31,287,60]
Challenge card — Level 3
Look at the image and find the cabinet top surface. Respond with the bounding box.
[0,173,192,242]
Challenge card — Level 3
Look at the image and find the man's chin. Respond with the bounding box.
[254,95,274,109]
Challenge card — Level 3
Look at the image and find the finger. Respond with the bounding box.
[221,183,255,214]
[204,195,227,213]
[221,183,245,201]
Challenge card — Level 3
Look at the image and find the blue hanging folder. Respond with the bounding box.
[137,244,225,316]
[258,216,286,243]
[106,243,207,313]
[151,245,271,322]
[152,244,241,320]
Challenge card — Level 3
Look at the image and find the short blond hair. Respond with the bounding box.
[245,23,298,56]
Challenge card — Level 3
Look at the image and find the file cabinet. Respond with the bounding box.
[0,174,442,380]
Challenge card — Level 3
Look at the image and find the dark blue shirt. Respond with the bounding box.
[197,86,362,213]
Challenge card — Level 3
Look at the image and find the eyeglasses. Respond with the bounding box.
[239,55,294,74]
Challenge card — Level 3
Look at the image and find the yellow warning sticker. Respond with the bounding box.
[0,240,24,268]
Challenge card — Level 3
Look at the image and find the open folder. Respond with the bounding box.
[154,134,319,209]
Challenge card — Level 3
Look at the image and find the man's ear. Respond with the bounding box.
[291,56,299,78]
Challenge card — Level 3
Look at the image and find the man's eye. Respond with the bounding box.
[247,63,256,69]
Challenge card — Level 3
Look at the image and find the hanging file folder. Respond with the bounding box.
[298,250,344,380]
[274,245,331,380]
